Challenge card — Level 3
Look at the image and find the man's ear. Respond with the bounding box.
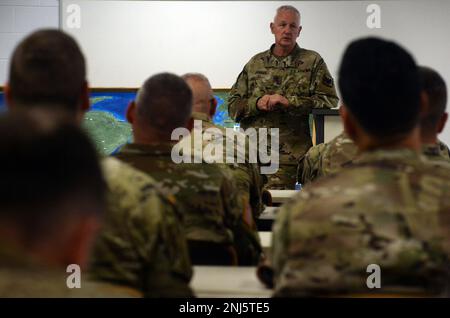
[270,22,275,34]
[340,105,357,142]
[297,26,302,37]
[4,83,13,110]
[209,98,218,119]
[437,112,448,134]
[186,117,194,132]
[126,101,137,124]
[80,81,90,113]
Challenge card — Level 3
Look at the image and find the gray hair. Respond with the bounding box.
[275,5,301,21]
[182,72,211,87]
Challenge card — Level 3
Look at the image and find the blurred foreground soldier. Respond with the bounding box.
[4,29,193,297]
[228,5,338,189]
[297,66,450,185]
[182,73,264,264]
[119,73,252,265]
[0,114,140,297]
[271,38,450,297]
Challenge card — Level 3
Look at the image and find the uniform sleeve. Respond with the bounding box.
[286,58,339,113]
[90,159,193,297]
[140,195,194,297]
[297,143,327,185]
[271,204,291,283]
[228,65,261,122]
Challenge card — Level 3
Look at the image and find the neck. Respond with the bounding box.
[356,127,421,153]
[272,44,295,57]
[420,134,438,145]
[133,127,172,145]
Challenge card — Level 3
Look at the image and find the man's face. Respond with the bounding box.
[270,10,301,50]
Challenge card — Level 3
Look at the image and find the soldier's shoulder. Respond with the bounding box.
[298,47,324,61]
[246,49,271,65]
[101,157,157,188]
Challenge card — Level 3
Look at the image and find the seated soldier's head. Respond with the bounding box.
[338,37,421,150]
[0,113,105,268]
[5,29,89,124]
[182,73,217,120]
[126,72,193,142]
[418,66,448,144]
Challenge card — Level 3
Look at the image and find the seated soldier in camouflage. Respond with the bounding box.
[119,73,254,265]
[271,38,450,297]
[297,65,450,185]
[181,73,265,265]
[5,29,193,297]
[0,113,139,297]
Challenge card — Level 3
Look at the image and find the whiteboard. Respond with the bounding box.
[61,0,450,89]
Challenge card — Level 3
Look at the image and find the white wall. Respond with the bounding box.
[1,1,450,145]
[0,0,59,85]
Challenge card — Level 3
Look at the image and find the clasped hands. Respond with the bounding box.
[256,94,289,111]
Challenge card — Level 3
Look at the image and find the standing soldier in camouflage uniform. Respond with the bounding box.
[181,72,264,264]
[271,38,450,297]
[228,5,339,189]
[5,29,193,297]
[118,73,255,265]
[297,66,450,185]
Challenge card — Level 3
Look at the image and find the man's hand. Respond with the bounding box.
[256,94,272,111]
[268,94,289,108]
[257,94,289,111]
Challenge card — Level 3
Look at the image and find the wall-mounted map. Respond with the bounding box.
[0,91,234,155]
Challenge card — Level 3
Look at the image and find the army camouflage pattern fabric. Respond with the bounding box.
[299,132,450,184]
[89,157,193,297]
[272,149,450,297]
[228,44,339,189]
[422,140,450,162]
[115,142,256,265]
[297,132,357,185]
[184,112,265,264]
[0,243,142,297]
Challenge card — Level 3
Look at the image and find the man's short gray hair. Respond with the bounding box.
[182,72,211,87]
[276,5,301,19]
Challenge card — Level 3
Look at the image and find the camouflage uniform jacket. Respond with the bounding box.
[297,131,357,185]
[190,111,265,219]
[422,139,450,162]
[228,44,339,167]
[89,157,193,298]
[272,149,450,297]
[299,134,450,185]
[0,243,142,297]
[183,112,264,264]
[115,143,243,246]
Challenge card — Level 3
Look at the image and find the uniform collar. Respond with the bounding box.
[191,112,212,123]
[353,148,423,166]
[265,43,302,67]
[120,142,176,156]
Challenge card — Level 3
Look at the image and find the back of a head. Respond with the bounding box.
[8,29,86,114]
[0,113,105,246]
[338,37,420,139]
[419,66,447,134]
[182,73,213,114]
[136,72,192,136]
